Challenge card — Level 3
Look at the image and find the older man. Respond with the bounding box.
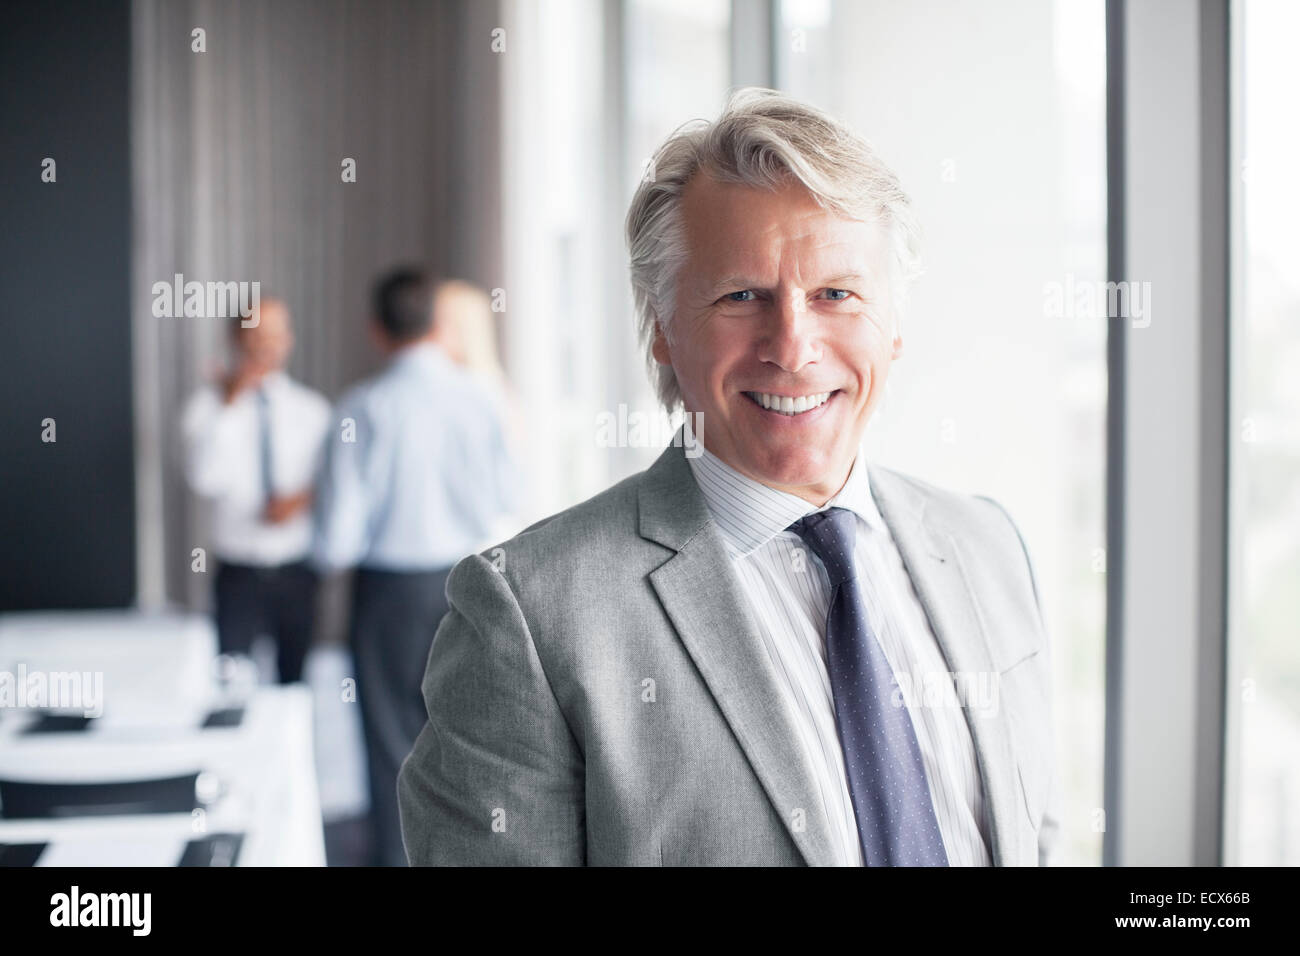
[398,88,1061,866]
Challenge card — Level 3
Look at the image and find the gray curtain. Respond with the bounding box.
[131,0,502,609]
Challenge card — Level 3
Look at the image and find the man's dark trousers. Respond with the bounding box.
[349,565,452,867]
[214,560,318,684]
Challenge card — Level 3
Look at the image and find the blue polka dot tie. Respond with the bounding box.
[788,507,950,866]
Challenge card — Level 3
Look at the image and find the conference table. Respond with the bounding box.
[0,610,326,866]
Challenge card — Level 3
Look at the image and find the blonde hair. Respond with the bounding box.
[434,280,504,382]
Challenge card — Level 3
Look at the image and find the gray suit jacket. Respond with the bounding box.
[398,435,1062,865]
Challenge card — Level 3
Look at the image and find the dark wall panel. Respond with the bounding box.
[0,0,135,609]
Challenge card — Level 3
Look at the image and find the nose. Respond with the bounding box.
[756,287,819,372]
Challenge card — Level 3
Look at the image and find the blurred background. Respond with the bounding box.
[0,0,1295,867]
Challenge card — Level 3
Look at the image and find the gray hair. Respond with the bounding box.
[625,87,921,412]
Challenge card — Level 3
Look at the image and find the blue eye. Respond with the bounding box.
[824,288,850,301]
[726,290,755,302]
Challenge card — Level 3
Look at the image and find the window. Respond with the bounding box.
[1227,0,1300,867]
[778,0,1109,865]
[501,0,733,521]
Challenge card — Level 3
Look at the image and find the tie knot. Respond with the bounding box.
[787,506,857,586]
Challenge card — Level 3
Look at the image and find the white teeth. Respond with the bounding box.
[746,391,832,416]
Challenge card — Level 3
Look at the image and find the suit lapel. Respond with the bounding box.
[634,436,1023,866]
[639,438,840,866]
[866,464,1023,867]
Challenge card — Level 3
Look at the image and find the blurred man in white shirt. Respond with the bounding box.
[313,268,519,866]
[182,298,331,684]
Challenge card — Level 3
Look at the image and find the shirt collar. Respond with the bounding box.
[255,369,289,396]
[685,438,887,558]
[391,339,451,372]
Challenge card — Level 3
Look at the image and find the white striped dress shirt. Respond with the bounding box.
[686,443,992,866]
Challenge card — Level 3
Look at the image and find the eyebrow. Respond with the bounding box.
[819,273,868,288]
[706,273,868,295]
[705,275,756,296]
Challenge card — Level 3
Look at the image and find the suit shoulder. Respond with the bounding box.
[871,465,1032,571]
[467,467,648,574]
[444,462,666,622]
[877,465,1014,525]
[876,465,1045,632]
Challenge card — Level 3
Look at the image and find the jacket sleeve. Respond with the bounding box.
[977,494,1063,867]
[397,552,586,865]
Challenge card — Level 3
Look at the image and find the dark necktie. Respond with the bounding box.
[254,386,274,506]
[787,506,950,866]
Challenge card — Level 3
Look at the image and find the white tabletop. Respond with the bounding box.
[0,686,325,865]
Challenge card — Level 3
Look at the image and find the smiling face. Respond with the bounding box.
[652,173,903,505]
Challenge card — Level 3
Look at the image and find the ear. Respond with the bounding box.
[367,317,391,355]
[650,318,672,365]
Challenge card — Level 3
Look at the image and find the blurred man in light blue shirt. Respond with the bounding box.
[313,267,519,866]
